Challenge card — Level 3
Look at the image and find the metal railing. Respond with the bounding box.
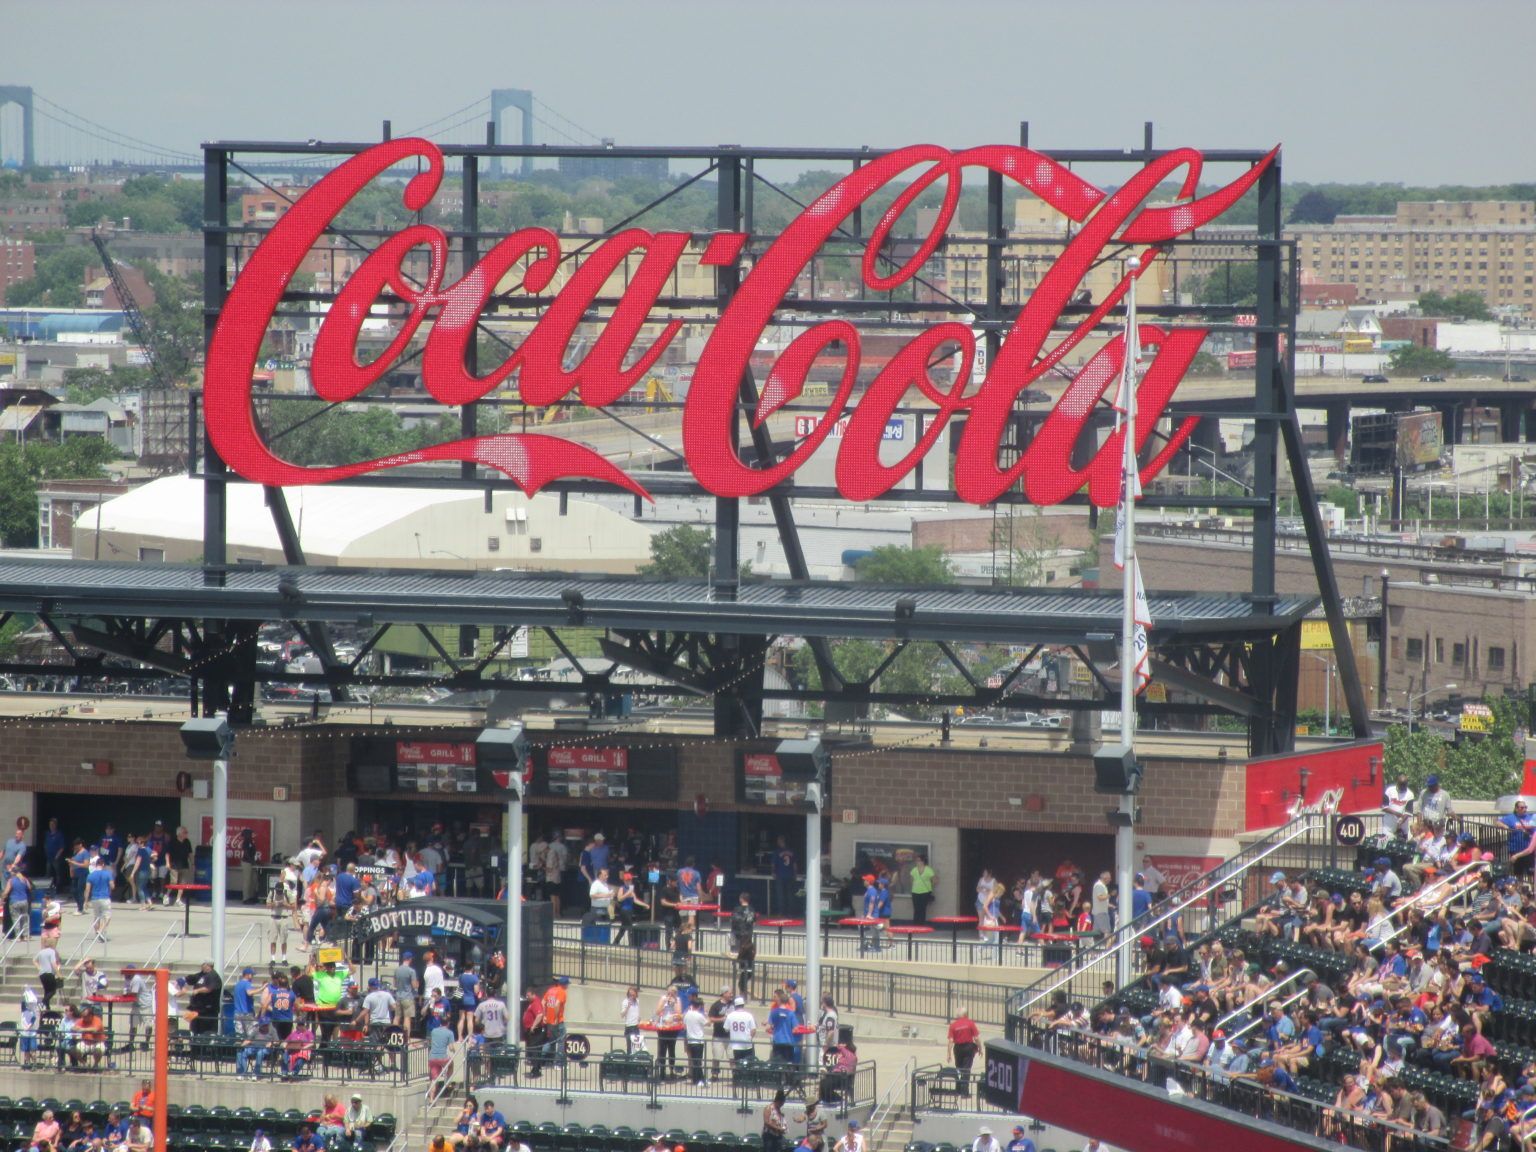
[142,920,183,971]
[864,1055,915,1151]
[1225,983,1312,1045]
[1022,1022,1453,1152]
[909,1063,994,1116]
[0,1025,419,1084]
[1006,813,1330,1027]
[553,939,1016,1028]
[221,923,263,984]
[1211,966,1315,1040]
[468,1041,876,1115]
[1372,859,1489,950]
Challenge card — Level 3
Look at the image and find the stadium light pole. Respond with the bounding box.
[805,774,824,1053]
[179,717,234,979]
[477,725,529,1017]
[1114,256,1143,986]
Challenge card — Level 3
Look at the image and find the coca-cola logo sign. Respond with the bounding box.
[206,139,1275,506]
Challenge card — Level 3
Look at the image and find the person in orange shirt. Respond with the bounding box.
[131,1080,155,1122]
[541,976,569,1066]
[78,1004,107,1070]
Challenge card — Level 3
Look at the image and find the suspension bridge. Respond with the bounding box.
[0,85,603,173]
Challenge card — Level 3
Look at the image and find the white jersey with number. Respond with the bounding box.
[725,1007,757,1049]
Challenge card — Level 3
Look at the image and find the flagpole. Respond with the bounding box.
[1115,256,1141,985]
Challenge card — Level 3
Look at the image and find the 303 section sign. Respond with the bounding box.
[205,139,1275,508]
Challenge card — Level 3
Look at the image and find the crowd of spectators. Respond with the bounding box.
[1026,782,1536,1150]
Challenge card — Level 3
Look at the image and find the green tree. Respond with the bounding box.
[1195,264,1258,309]
[990,507,1062,587]
[257,399,417,467]
[1387,344,1456,377]
[1383,693,1523,800]
[1186,350,1226,378]
[4,245,94,308]
[62,364,151,405]
[1419,290,1492,322]
[1287,189,1342,225]
[0,437,120,547]
[639,524,713,578]
[853,545,955,585]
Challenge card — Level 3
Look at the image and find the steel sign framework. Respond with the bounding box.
[0,125,1368,751]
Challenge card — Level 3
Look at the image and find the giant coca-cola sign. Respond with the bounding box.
[207,139,1275,506]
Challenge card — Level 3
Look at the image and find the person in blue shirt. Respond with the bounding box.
[477,1101,506,1147]
[44,819,66,897]
[67,841,91,914]
[1131,874,1153,920]
[102,1110,129,1145]
[86,859,114,942]
[1004,1125,1036,1152]
[2,866,31,940]
[772,837,797,916]
[232,967,258,1036]
[785,979,806,1062]
[676,857,701,904]
[1504,800,1536,877]
[291,1125,320,1152]
[410,868,435,898]
[334,864,361,914]
[767,989,797,1063]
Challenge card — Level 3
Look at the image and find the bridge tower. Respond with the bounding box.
[488,89,534,178]
[0,86,36,168]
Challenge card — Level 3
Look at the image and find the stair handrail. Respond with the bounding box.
[865,1054,916,1152]
[142,921,182,971]
[1226,981,1312,1044]
[1372,860,1489,948]
[1010,813,1328,1018]
[220,923,263,983]
[59,915,107,973]
[1211,967,1316,1036]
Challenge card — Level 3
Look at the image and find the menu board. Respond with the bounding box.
[545,746,630,799]
[739,751,811,806]
[395,741,478,794]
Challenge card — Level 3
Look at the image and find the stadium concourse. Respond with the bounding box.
[0,896,1100,1152]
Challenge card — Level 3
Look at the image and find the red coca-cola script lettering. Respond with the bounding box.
[205,139,1276,506]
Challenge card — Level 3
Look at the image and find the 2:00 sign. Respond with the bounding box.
[982,1048,1023,1111]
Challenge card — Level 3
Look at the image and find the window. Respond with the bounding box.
[1406,637,1424,661]
[1435,638,1444,663]
[1489,646,1506,672]
[1452,642,1466,665]
[138,547,165,563]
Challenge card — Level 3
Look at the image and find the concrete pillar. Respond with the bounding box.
[1326,401,1350,463]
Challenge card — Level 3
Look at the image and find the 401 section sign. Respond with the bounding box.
[206,139,1274,508]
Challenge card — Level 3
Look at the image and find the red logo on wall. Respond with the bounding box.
[206,139,1275,507]
[200,815,273,868]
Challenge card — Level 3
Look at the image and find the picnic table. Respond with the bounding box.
[886,923,935,961]
[978,923,1023,961]
[164,884,211,937]
[758,918,803,952]
[930,915,978,962]
[838,916,883,954]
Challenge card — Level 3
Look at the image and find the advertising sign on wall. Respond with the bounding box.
[200,815,273,868]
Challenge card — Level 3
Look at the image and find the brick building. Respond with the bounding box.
[1,714,1380,917]
[0,235,34,304]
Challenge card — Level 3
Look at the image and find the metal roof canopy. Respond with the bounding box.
[0,558,1316,645]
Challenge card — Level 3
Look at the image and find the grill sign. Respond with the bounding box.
[207,139,1274,507]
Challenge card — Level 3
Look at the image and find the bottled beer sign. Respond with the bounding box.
[206,140,1275,507]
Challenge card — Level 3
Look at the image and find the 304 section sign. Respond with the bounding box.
[205,140,1275,507]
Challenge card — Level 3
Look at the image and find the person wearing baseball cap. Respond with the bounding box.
[1004,1124,1035,1152]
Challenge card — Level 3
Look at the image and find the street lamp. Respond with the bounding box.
[1304,650,1338,736]
[179,716,234,978]
[1406,683,1457,735]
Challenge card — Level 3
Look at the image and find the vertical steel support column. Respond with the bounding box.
[805,800,822,1059]
[461,149,481,479]
[713,153,743,602]
[985,169,1004,407]
[507,790,524,1037]
[202,148,230,579]
[1251,159,1283,604]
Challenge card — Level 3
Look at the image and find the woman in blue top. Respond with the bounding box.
[613,872,650,946]
[455,964,480,1039]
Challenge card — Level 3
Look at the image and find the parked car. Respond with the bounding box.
[1362,374,1389,383]
[1419,374,1446,382]
[1505,373,1531,383]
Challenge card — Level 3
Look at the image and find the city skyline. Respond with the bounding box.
[4,0,1534,186]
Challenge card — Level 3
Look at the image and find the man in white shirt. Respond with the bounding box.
[620,987,641,1051]
[970,1126,1003,1152]
[683,997,708,1085]
[588,868,614,918]
[1140,856,1165,900]
[725,996,758,1063]
[1383,775,1416,836]
[1091,872,1112,934]
[423,953,447,1004]
[1418,775,1452,831]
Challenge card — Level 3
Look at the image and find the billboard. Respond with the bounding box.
[200,815,273,869]
[204,139,1276,509]
[1396,409,1443,469]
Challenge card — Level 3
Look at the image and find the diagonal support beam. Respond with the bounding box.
[264,485,351,701]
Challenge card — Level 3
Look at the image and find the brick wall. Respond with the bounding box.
[4,720,1248,842]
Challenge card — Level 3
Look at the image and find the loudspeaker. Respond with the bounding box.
[179,717,233,759]
[772,737,830,779]
[1093,744,1141,794]
[520,900,555,988]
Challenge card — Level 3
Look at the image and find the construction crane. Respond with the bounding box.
[90,230,188,470]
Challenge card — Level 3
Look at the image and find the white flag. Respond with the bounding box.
[1132,559,1153,694]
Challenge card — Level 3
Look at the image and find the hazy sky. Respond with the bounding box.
[8,0,1534,186]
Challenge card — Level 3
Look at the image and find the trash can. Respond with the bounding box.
[580,912,611,945]
[29,892,44,937]
[192,845,214,902]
